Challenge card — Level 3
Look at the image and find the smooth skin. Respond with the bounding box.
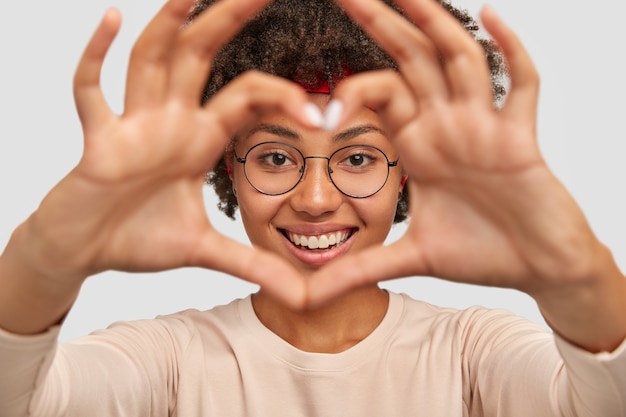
[0,0,624,356]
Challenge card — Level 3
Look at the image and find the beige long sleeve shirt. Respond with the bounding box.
[1,292,625,416]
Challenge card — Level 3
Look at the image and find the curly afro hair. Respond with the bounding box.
[188,0,507,223]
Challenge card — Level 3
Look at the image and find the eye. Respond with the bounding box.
[337,149,378,170]
[346,153,370,167]
[262,152,289,166]
[249,143,301,172]
[258,151,297,168]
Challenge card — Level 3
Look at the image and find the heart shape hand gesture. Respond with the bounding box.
[18,0,621,339]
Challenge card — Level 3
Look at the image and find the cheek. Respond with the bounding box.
[354,187,400,231]
[236,188,283,246]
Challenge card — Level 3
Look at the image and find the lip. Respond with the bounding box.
[278,226,357,268]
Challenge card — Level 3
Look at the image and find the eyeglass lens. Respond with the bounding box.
[238,142,396,198]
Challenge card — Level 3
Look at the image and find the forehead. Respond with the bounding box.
[236,94,389,150]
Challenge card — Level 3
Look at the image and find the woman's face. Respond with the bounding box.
[232,94,404,275]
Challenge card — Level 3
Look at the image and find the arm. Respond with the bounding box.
[306,0,626,413]
[0,0,316,336]
[0,0,320,414]
[0,317,194,417]
[531,246,626,353]
[460,308,626,417]
[313,0,626,352]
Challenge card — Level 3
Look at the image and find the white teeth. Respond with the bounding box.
[288,231,350,250]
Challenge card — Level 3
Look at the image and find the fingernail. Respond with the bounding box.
[323,100,344,131]
[304,103,324,128]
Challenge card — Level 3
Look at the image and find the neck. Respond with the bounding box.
[251,285,389,353]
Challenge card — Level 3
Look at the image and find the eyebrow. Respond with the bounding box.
[246,123,300,140]
[245,123,387,143]
[333,125,387,142]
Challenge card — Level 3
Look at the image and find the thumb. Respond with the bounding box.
[307,237,427,307]
[190,229,308,309]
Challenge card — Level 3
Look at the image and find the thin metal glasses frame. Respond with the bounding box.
[234,141,399,198]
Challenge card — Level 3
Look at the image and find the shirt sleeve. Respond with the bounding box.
[0,325,60,417]
[0,316,195,417]
[462,308,626,417]
[554,334,626,416]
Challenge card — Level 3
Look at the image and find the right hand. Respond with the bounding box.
[14,0,318,308]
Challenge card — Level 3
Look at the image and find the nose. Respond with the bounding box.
[289,157,342,217]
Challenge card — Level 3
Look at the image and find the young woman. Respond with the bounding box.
[1,0,624,416]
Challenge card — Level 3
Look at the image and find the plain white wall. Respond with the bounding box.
[1,0,624,342]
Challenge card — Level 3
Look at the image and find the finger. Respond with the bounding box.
[335,0,448,102]
[191,231,307,309]
[327,71,449,178]
[327,70,417,135]
[394,0,494,101]
[73,8,120,131]
[328,72,442,183]
[480,6,539,127]
[307,238,426,307]
[340,0,494,101]
[124,0,197,111]
[167,0,274,103]
[202,71,323,149]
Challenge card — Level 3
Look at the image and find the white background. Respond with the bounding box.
[0,0,624,342]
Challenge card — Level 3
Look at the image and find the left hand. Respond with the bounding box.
[308,0,609,304]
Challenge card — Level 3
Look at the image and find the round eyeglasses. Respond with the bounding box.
[234,142,399,198]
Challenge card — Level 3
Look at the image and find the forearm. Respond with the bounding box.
[532,243,626,353]
[0,221,83,335]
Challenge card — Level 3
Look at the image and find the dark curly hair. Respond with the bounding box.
[188,0,507,222]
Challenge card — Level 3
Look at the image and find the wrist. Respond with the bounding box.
[532,244,626,353]
[0,220,86,334]
[19,209,96,283]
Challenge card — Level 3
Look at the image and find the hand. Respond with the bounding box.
[308,0,606,304]
[18,0,321,308]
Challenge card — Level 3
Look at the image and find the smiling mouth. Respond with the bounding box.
[282,229,355,250]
